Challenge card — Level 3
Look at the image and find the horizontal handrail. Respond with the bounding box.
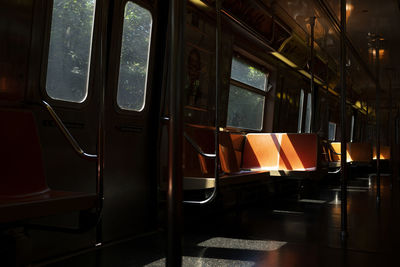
[328,167,341,174]
[184,132,216,158]
[322,140,342,156]
[183,186,217,205]
[42,100,98,161]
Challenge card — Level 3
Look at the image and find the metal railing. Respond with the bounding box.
[183,132,216,158]
[42,100,97,161]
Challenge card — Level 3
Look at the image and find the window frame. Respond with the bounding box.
[226,55,270,132]
[41,0,98,108]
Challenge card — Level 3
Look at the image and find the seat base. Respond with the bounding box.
[0,191,97,224]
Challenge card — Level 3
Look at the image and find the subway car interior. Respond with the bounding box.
[2,0,400,266]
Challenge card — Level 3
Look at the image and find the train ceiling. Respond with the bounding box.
[271,0,400,110]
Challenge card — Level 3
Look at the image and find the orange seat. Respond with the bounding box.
[330,142,342,162]
[219,131,242,174]
[373,146,390,160]
[185,131,322,187]
[242,133,281,170]
[183,126,215,177]
[279,133,318,171]
[242,133,319,172]
[348,143,372,163]
[330,142,372,163]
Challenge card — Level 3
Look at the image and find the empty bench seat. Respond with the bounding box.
[330,142,372,163]
[242,133,323,177]
[373,146,390,160]
[0,108,96,224]
[183,130,327,189]
[183,126,216,190]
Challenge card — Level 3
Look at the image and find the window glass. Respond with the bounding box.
[305,93,312,133]
[297,89,305,133]
[328,122,336,141]
[117,2,152,111]
[231,58,266,91]
[46,0,96,102]
[350,115,355,142]
[227,85,265,130]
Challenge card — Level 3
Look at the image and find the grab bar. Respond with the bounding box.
[42,100,97,161]
[184,132,216,158]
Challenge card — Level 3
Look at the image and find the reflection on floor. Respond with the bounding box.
[47,173,400,267]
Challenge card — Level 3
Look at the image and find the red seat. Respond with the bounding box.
[0,108,96,223]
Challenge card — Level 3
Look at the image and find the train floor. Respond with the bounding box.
[44,172,400,267]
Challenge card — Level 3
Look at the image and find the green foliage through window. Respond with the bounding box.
[227,57,267,130]
[46,0,95,102]
[227,85,265,130]
[230,58,266,91]
[117,2,152,111]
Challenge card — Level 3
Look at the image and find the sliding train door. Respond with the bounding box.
[33,0,164,256]
[101,0,162,241]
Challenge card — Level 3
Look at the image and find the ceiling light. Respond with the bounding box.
[189,0,208,8]
[271,52,299,68]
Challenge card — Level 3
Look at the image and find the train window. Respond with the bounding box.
[117,2,152,111]
[297,89,305,133]
[227,58,267,131]
[230,58,267,91]
[46,0,96,103]
[350,115,355,142]
[328,122,336,141]
[396,118,399,145]
[305,93,312,133]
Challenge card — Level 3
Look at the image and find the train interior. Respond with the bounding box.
[1,0,400,266]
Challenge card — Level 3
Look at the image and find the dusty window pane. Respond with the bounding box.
[117,2,152,111]
[227,85,265,130]
[46,0,95,103]
[305,93,312,133]
[350,115,355,142]
[328,122,337,141]
[231,58,266,91]
[297,89,305,133]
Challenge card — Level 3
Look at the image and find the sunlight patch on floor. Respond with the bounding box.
[197,237,287,251]
[145,256,256,267]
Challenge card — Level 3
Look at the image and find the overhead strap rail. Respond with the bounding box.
[42,100,97,161]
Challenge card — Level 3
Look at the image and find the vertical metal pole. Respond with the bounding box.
[95,0,107,246]
[166,0,185,266]
[365,103,368,143]
[340,0,348,240]
[375,40,381,205]
[388,71,393,188]
[310,17,316,133]
[214,0,221,199]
